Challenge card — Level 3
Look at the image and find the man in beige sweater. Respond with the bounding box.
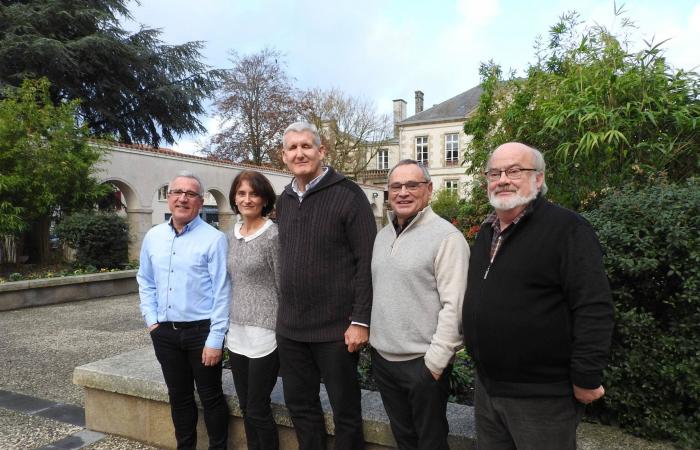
[369,159,469,450]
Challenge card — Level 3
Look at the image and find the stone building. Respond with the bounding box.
[358,85,483,198]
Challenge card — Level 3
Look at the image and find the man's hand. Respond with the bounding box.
[344,324,369,353]
[573,384,605,404]
[429,369,441,381]
[148,323,159,332]
[202,347,223,366]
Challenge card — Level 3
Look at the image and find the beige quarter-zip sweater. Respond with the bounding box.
[369,206,469,375]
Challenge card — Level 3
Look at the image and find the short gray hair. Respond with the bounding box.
[388,159,431,182]
[529,146,548,196]
[283,121,321,148]
[487,143,548,196]
[170,170,204,196]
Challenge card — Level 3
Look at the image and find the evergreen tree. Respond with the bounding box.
[0,0,222,147]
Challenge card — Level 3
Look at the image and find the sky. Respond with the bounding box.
[123,0,700,154]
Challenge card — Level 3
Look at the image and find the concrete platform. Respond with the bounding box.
[0,270,138,311]
[73,347,477,450]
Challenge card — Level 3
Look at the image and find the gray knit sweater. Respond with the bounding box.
[369,206,469,375]
[227,222,280,330]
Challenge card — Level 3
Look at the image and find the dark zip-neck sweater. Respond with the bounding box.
[276,166,377,342]
[463,196,614,397]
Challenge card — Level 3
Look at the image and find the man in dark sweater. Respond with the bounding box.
[275,121,377,450]
[463,142,614,449]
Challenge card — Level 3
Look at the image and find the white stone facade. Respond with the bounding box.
[395,121,473,197]
[360,86,482,198]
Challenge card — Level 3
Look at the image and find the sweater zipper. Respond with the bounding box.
[389,213,421,255]
[389,229,402,255]
[483,235,502,279]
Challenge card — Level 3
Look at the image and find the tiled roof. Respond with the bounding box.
[399,84,483,125]
[90,140,384,190]
[91,140,291,175]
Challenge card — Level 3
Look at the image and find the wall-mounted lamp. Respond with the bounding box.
[372,192,379,199]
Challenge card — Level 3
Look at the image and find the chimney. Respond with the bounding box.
[393,99,406,138]
[415,90,424,114]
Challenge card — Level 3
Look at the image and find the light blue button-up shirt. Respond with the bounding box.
[137,216,231,349]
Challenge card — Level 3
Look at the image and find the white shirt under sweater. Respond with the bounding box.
[225,219,277,358]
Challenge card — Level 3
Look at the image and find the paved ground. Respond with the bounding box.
[0,294,159,449]
[0,294,677,449]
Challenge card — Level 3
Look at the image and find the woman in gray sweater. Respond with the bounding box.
[225,170,280,450]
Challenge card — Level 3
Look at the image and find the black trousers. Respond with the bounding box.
[151,322,229,450]
[474,376,584,450]
[230,349,280,450]
[371,349,451,450]
[276,335,364,450]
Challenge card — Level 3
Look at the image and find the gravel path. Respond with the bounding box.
[0,294,150,406]
[0,294,159,449]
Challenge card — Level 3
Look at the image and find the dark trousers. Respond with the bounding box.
[151,322,229,450]
[474,376,584,450]
[276,334,364,450]
[371,349,451,450]
[230,349,280,450]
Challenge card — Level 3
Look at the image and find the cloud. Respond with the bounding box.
[172,115,224,155]
[124,0,697,144]
[601,1,700,72]
[663,3,700,71]
[456,0,501,27]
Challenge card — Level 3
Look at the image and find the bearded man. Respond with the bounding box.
[462,142,614,450]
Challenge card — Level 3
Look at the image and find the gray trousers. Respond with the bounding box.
[474,377,584,450]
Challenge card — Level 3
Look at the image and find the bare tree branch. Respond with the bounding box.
[202,48,297,167]
[298,88,392,179]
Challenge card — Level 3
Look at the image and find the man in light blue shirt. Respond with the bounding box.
[138,170,231,450]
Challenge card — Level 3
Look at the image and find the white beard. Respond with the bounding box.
[489,177,538,211]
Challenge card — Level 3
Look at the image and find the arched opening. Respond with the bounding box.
[100,178,140,213]
[201,189,229,229]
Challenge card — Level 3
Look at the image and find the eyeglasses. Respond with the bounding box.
[168,189,201,199]
[389,180,430,192]
[484,167,537,181]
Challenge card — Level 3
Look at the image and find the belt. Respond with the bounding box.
[159,319,210,330]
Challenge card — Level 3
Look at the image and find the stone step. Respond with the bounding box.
[73,347,476,449]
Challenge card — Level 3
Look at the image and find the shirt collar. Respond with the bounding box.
[484,200,532,234]
[291,166,329,200]
[392,214,416,236]
[168,215,202,236]
[234,218,272,242]
[388,206,431,236]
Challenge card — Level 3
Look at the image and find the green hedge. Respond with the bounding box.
[584,178,700,447]
[56,212,129,269]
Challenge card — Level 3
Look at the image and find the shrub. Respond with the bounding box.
[356,346,475,405]
[432,187,490,242]
[431,189,462,224]
[448,350,475,404]
[584,178,700,447]
[56,212,129,269]
[8,272,22,282]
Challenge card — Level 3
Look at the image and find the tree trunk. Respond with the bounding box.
[26,216,51,264]
[0,235,17,264]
